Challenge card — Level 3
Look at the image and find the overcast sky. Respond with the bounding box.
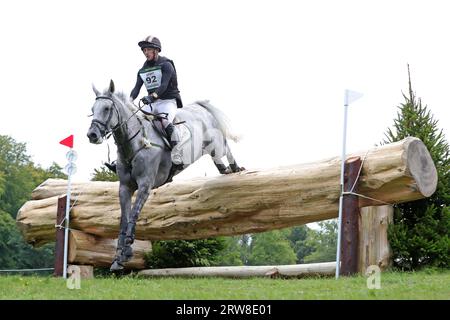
[0,0,449,182]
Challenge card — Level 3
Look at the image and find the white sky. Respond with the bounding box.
[0,0,449,182]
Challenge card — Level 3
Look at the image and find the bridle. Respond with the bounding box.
[90,95,165,166]
[91,95,122,139]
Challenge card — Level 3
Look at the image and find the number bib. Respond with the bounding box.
[140,67,162,91]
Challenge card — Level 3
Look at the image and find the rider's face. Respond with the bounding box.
[143,48,156,61]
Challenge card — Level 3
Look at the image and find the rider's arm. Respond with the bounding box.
[130,72,144,100]
[153,61,175,98]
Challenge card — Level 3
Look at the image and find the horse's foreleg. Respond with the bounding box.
[111,184,133,271]
[121,179,153,262]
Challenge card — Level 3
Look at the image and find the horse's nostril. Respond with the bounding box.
[88,132,97,140]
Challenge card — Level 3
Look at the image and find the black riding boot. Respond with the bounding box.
[104,160,117,173]
[165,123,178,149]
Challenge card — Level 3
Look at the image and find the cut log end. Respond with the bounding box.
[406,138,438,197]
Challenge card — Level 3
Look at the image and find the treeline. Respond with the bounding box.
[0,135,66,269]
[143,221,337,269]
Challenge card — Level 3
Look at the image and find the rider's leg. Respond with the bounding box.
[164,123,177,148]
[152,99,178,148]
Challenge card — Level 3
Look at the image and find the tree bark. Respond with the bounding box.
[16,137,437,246]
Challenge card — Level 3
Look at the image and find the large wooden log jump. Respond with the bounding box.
[16,137,437,248]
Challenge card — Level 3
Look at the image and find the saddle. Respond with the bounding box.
[142,113,186,151]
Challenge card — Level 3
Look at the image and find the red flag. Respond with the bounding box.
[59,135,74,148]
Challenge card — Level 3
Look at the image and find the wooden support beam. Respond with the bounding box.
[53,195,66,277]
[340,157,361,276]
[358,205,393,273]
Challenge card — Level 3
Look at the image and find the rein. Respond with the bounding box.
[92,95,164,167]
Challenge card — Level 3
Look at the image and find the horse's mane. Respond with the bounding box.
[104,89,144,121]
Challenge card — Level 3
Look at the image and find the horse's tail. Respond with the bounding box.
[195,100,241,143]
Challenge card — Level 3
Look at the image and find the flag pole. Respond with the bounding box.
[62,161,72,279]
[336,91,349,279]
[59,134,75,279]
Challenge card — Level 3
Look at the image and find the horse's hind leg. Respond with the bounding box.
[212,156,232,174]
[225,144,244,173]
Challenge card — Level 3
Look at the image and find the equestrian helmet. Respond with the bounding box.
[138,36,162,52]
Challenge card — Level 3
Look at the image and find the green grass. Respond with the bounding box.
[0,268,449,300]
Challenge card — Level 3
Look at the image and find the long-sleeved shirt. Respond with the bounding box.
[130,56,182,107]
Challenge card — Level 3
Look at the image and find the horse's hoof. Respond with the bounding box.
[110,260,124,272]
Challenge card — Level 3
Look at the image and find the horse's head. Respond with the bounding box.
[87,80,121,144]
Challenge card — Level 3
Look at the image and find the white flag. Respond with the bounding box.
[344,89,363,106]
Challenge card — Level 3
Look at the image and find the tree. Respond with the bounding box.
[247,230,297,266]
[145,238,226,268]
[383,66,450,270]
[91,166,119,182]
[0,135,65,269]
[215,236,245,266]
[0,135,67,219]
[285,225,315,263]
[303,220,337,263]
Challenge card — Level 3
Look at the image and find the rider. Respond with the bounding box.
[105,35,183,173]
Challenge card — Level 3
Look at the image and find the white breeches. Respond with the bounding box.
[142,98,177,128]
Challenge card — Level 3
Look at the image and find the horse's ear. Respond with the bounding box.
[92,84,101,97]
[109,80,115,94]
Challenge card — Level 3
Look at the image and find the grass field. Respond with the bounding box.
[0,268,449,300]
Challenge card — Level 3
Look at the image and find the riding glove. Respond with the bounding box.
[141,95,155,105]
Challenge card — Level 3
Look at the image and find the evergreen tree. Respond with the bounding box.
[91,165,119,182]
[383,66,450,270]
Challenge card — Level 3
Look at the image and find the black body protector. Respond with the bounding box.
[130,56,183,109]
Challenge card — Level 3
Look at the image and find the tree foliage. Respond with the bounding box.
[303,220,337,263]
[247,230,297,265]
[145,238,226,268]
[0,135,66,269]
[91,165,119,182]
[286,225,315,263]
[383,67,450,270]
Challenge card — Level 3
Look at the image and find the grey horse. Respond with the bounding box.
[87,80,243,271]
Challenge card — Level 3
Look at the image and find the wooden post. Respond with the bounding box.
[54,195,66,277]
[340,157,361,276]
[358,205,393,273]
